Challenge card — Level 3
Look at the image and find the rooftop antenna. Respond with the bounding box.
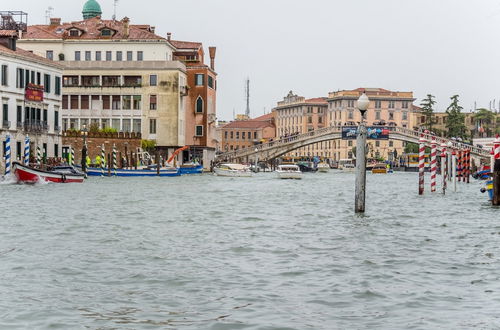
[245,77,250,117]
[45,6,53,24]
[112,0,119,20]
[232,108,235,120]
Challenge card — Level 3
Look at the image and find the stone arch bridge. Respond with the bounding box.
[217,125,490,163]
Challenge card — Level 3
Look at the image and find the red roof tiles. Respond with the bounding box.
[0,30,18,37]
[223,113,275,129]
[169,40,202,50]
[304,97,327,104]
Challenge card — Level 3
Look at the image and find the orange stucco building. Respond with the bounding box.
[219,113,275,152]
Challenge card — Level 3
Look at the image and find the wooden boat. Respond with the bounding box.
[276,164,302,179]
[214,164,253,177]
[317,162,330,173]
[85,166,180,177]
[371,163,388,174]
[13,161,85,183]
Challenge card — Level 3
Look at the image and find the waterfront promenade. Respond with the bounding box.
[0,172,498,329]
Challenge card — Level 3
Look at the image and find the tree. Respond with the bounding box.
[473,108,496,137]
[445,95,467,140]
[420,94,436,131]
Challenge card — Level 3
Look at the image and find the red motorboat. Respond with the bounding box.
[13,162,85,183]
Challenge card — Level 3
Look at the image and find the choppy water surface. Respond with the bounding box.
[0,171,499,329]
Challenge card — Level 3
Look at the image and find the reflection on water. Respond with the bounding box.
[0,171,499,329]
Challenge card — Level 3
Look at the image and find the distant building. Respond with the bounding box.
[219,113,275,153]
[327,88,418,161]
[273,91,329,158]
[0,27,63,169]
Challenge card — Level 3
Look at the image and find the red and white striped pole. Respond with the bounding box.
[430,137,437,192]
[457,150,462,182]
[466,149,470,183]
[452,149,457,192]
[419,135,426,195]
[495,134,500,161]
[441,143,447,194]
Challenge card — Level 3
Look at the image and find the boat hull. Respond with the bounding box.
[179,165,203,174]
[13,162,84,183]
[276,171,302,179]
[86,167,180,177]
[213,168,253,177]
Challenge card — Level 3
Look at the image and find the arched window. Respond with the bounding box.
[196,96,203,113]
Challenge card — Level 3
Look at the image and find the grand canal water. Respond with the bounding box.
[0,171,499,329]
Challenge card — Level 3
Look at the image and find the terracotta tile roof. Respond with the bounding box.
[353,88,392,93]
[23,17,165,40]
[0,30,18,37]
[0,44,63,69]
[223,113,275,129]
[169,40,202,50]
[304,97,328,104]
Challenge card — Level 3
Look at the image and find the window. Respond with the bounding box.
[133,119,141,133]
[388,101,395,108]
[195,125,203,136]
[122,95,131,109]
[36,72,41,85]
[85,51,91,61]
[348,100,354,107]
[46,50,53,60]
[208,76,214,88]
[122,119,131,132]
[389,111,394,120]
[102,76,120,87]
[375,141,380,147]
[375,111,381,120]
[80,95,89,109]
[196,96,203,113]
[70,95,79,109]
[101,29,112,36]
[137,51,143,61]
[126,51,133,61]
[236,131,239,139]
[16,106,22,124]
[402,101,409,109]
[112,96,120,110]
[230,131,233,139]
[43,109,48,123]
[62,95,68,109]
[16,141,21,159]
[106,51,112,61]
[44,74,51,93]
[63,76,78,87]
[25,69,29,85]
[1,65,7,86]
[69,29,79,37]
[55,77,61,95]
[54,144,59,158]
[74,51,81,61]
[102,95,110,110]
[95,51,102,61]
[30,71,35,84]
[112,119,120,131]
[307,116,312,124]
[133,95,141,110]
[149,95,157,110]
[54,110,59,129]
[242,131,246,139]
[389,140,394,147]
[195,74,204,86]
[2,103,8,123]
[348,110,354,119]
[224,131,228,139]
[149,119,156,134]
[150,75,157,86]
[348,140,353,147]
[318,116,323,124]
[402,111,408,121]
[375,100,381,108]
[254,132,257,139]
[116,51,122,61]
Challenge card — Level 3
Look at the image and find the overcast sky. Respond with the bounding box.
[9,0,500,120]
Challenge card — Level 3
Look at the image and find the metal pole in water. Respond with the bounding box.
[418,135,426,195]
[430,137,437,192]
[440,143,447,194]
[354,92,370,214]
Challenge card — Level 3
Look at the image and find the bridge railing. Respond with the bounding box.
[219,125,342,160]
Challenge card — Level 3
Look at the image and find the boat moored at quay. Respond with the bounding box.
[13,162,85,183]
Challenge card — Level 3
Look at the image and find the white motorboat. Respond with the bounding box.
[276,164,302,179]
[317,162,330,173]
[339,159,355,172]
[214,163,253,177]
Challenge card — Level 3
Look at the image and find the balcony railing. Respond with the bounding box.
[23,121,49,133]
[2,120,10,128]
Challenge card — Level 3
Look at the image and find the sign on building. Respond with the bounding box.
[25,83,44,102]
[341,126,390,140]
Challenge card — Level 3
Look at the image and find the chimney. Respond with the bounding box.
[50,18,61,26]
[208,46,216,70]
[167,32,171,41]
[150,26,155,34]
[122,17,130,38]
[0,31,19,51]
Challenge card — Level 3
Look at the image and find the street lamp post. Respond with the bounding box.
[81,125,88,178]
[355,93,370,213]
[254,147,258,173]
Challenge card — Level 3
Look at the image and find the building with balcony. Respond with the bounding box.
[273,91,329,159]
[327,88,418,161]
[17,0,189,160]
[0,27,63,169]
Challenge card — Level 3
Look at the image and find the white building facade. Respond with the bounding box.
[1,35,62,172]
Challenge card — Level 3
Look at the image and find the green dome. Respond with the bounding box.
[82,0,102,19]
